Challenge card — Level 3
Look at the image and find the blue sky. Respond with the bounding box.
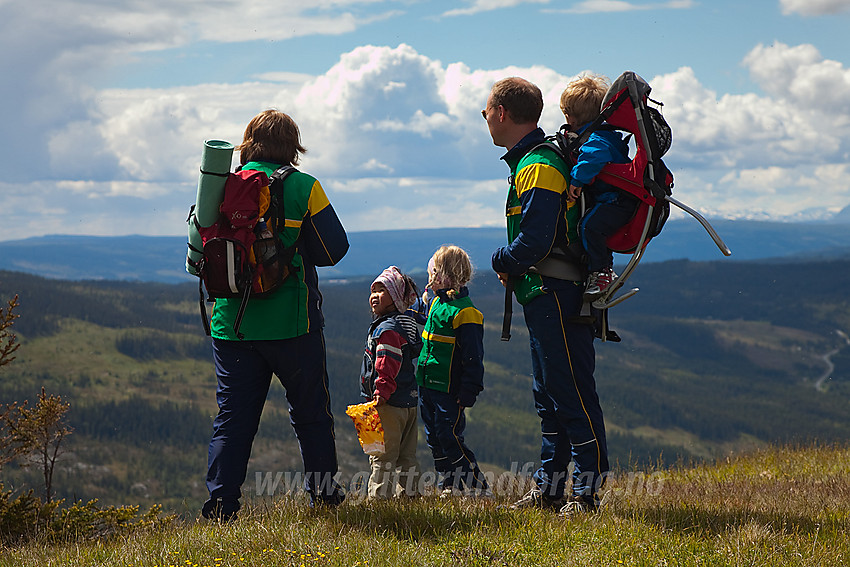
[2,0,849,241]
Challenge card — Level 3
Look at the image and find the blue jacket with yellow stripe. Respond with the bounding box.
[491,128,581,305]
[415,287,484,408]
[210,161,349,340]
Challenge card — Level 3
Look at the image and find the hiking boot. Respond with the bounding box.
[508,487,563,510]
[558,494,598,519]
[201,497,240,523]
[309,488,346,509]
[584,268,617,301]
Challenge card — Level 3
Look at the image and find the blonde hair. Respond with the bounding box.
[559,74,610,129]
[429,245,473,298]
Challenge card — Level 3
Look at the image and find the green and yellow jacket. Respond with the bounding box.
[210,161,349,340]
[415,288,484,408]
[491,128,582,305]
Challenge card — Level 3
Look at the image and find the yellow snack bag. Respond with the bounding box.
[345,400,385,456]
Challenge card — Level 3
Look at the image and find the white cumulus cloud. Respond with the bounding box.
[547,0,695,13]
[780,0,850,16]
[651,42,850,171]
[2,31,850,240]
[0,0,405,183]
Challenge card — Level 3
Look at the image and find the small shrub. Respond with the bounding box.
[0,486,57,545]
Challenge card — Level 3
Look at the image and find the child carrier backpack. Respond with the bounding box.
[554,71,731,311]
[186,166,298,339]
[500,71,731,343]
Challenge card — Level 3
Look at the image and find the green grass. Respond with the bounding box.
[2,444,847,566]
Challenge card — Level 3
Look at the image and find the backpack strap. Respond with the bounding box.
[562,87,631,155]
[268,166,297,230]
[500,279,514,342]
[501,141,585,341]
[199,278,212,336]
[226,167,298,341]
[232,285,252,340]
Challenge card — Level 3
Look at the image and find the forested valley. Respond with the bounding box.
[1,258,848,513]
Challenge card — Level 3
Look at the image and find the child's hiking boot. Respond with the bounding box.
[583,268,617,301]
[507,487,563,510]
[464,486,494,499]
[558,494,599,519]
[440,486,465,499]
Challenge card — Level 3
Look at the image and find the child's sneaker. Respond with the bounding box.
[440,486,464,499]
[464,487,494,499]
[507,487,563,510]
[583,268,617,301]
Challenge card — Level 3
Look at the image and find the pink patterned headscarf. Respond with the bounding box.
[372,266,416,313]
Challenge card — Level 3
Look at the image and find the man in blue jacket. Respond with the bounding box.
[485,77,609,516]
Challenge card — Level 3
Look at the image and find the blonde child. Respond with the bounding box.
[416,246,489,496]
[560,74,634,300]
[359,266,422,499]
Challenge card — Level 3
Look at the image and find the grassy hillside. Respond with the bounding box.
[0,259,849,515]
[1,444,848,566]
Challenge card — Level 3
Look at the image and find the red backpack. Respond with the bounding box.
[558,71,673,255]
[554,71,730,312]
[187,166,297,338]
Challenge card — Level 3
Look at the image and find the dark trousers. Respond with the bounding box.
[523,285,609,500]
[419,387,488,490]
[206,331,339,505]
[580,190,638,272]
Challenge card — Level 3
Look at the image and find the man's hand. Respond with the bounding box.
[567,184,582,202]
[496,272,509,288]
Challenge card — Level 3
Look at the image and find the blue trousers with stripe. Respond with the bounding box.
[419,387,488,490]
[523,284,609,500]
[207,331,341,507]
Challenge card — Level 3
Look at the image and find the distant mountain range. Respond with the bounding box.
[0,218,848,283]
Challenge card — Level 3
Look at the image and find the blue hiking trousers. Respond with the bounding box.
[419,387,488,491]
[206,331,341,506]
[523,284,609,500]
[580,189,639,272]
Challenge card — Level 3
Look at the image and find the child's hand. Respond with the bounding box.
[373,393,387,406]
[567,184,582,202]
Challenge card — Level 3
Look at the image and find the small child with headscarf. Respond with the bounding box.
[417,245,490,497]
[360,266,423,499]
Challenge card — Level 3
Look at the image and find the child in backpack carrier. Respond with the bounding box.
[416,245,490,497]
[560,74,637,301]
[360,266,423,499]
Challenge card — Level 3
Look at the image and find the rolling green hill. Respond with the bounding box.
[0,259,848,514]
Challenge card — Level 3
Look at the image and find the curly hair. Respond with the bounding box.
[429,245,474,299]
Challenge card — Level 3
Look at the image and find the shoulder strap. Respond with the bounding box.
[564,87,632,155]
[267,166,298,230]
[271,165,297,182]
[524,138,567,163]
